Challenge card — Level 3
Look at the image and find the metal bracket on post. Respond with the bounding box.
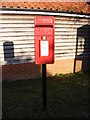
[42,64,46,112]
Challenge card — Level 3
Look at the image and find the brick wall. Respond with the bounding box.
[2,63,42,81]
[2,57,90,81]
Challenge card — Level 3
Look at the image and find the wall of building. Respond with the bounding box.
[0,14,89,81]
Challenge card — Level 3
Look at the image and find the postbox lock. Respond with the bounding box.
[43,36,46,40]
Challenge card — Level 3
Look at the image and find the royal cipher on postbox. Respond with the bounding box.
[34,16,54,64]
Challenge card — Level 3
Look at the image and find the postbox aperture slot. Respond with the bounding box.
[35,25,53,28]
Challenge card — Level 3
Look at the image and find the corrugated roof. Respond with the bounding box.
[0,1,90,14]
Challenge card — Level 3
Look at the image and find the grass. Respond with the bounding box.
[2,72,89,119]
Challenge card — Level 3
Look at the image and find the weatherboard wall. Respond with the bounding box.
[0,14,89,80]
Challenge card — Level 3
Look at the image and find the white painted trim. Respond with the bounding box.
[0,10,90,18]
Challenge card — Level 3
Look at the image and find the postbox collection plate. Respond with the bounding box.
[41,40,49,57]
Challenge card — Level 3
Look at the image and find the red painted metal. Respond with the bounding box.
[34,16,54,64]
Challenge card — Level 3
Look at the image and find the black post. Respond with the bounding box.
[42,64,46,112]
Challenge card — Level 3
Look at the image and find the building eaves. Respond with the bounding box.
[0,2,90,15]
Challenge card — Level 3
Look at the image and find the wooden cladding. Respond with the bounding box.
[0,15,89,64]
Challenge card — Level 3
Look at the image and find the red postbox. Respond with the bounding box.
[34,16,54,64]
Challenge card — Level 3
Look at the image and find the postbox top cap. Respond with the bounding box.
[34,16,54,27]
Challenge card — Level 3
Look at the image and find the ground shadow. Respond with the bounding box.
[74,24,90,73]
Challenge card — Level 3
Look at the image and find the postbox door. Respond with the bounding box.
[35,27,54,64]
